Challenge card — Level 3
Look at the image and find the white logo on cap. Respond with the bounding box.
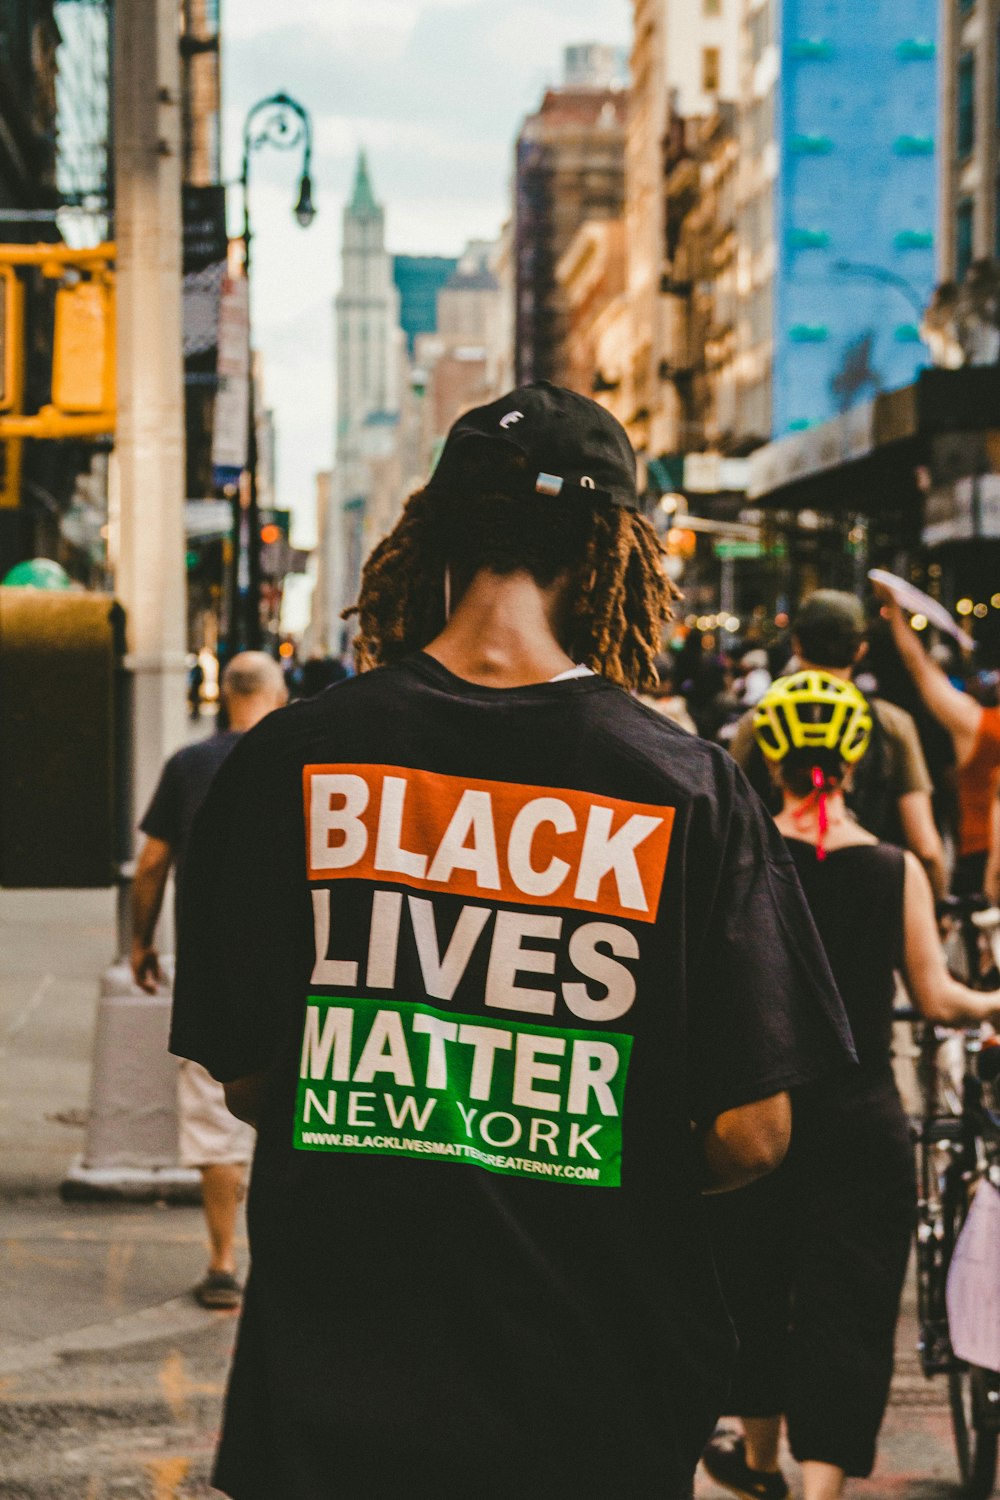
[580,476,596,489]
[499,411,524,429]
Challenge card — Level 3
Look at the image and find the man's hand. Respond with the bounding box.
[131,835,173,993]
[872,578,900,614]
[131,939,162,995]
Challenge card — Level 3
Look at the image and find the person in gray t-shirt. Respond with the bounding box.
[132,652,287,1308]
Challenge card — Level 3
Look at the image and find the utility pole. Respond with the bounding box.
[64,0,194,1199]
[114,0,188,809]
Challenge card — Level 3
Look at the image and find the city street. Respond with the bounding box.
[0,886,980,1499]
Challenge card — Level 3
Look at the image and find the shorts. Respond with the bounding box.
[178,1058,256,1169]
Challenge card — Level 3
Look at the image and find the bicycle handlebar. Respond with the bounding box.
[936,893,992,917]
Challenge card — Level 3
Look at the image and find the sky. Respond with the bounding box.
[222,0,630,549]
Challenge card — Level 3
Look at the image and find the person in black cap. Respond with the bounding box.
[172,383,853,1500]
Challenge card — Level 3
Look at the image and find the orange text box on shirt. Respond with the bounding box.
[303,763,674,924]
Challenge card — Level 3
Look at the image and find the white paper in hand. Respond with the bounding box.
[946,1179,1000,1373]
[869,568,976,652]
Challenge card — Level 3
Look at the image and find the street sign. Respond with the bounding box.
[714,539,766,560]
[211,273,249,486]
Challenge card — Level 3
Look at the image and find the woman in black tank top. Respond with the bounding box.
[702,672,1000,1500]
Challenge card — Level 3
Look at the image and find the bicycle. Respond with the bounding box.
[907,896,1000,1498]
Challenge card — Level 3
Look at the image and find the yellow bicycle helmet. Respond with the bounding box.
[754,670,873,765]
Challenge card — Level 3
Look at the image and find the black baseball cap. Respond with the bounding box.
[424,381,639,511]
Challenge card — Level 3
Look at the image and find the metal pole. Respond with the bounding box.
[113,0,188,815]
[64,0,195,1201]
[231,92,315,654]
[242,149,262,650]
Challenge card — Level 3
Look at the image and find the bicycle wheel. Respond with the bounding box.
[948,1363,999,1497]
[945,1172,1000,1496]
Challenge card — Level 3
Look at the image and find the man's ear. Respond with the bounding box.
[854,639,870,665]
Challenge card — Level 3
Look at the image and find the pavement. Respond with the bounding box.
[0,883,991,1498]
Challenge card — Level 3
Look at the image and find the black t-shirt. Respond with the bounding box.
[140,730,242,901]
[172,655,853,1500]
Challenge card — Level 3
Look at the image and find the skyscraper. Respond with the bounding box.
[736,0,939,443]
[318,151,403,648]
[335,150,400,456]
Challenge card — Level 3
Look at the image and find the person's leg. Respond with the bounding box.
[799,1460,845,1500]
[742,1416,782,1473]
[201,1162,245,1274]
[786,1096,914,1481]
[701,1170,795,1498]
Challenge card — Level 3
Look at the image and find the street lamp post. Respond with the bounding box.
[831,259,928,326]
[229,92,315,655]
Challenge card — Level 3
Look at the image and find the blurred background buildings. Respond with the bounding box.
[2,2,1000,659]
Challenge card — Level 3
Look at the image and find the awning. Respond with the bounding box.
[746,367,1000,514]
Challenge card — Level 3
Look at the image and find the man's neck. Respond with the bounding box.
[799,657,851,682]
[424,569,576,688]
[225,699,276,734]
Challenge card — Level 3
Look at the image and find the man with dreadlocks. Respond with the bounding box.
[172,383,853,1500]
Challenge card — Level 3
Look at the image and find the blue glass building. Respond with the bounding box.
[741,0,939,440]
[393,255,459,356]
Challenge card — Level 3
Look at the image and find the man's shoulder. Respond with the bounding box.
[871,697,919,742]
[587,686,735,791]
[165,730,241,773]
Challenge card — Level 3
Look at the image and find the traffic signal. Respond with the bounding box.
[258,509,291,578]
[0,265,24,413]
[52,272,115,414]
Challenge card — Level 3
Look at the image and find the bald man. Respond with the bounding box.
[131,652,287,1308]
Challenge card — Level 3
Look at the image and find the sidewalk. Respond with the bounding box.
[0,886,984,1498]
[0,888,238,1498]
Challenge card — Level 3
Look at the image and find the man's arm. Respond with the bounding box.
[131,835,173,994]
[897,789,947,901]
[223,1071,268,1126]
[902,852,1000,1024]
[699,1091,792,1194]
[875,586,980,762]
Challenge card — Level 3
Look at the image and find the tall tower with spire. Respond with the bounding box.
[335,150,399,457]
[319,150,402,647]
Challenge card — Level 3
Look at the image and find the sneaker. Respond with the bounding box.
[701,1434,789,1500]
[193,1269,243,1310]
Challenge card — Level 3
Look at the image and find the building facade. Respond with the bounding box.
[736,0,939,445]
[555,218,627,400]
[939,0,1000,280]
[624,0,741,461]
[663,103,740,455]
[514,66,627,386]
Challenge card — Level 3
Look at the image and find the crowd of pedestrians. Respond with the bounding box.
[159,383,1000,1500]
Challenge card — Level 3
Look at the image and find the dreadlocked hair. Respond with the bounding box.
[345,471,679,693]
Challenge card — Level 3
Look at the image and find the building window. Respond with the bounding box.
[957,52,976,157]
[702,46,721,93]
[957,197,974,278]
[703,0,722,13]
